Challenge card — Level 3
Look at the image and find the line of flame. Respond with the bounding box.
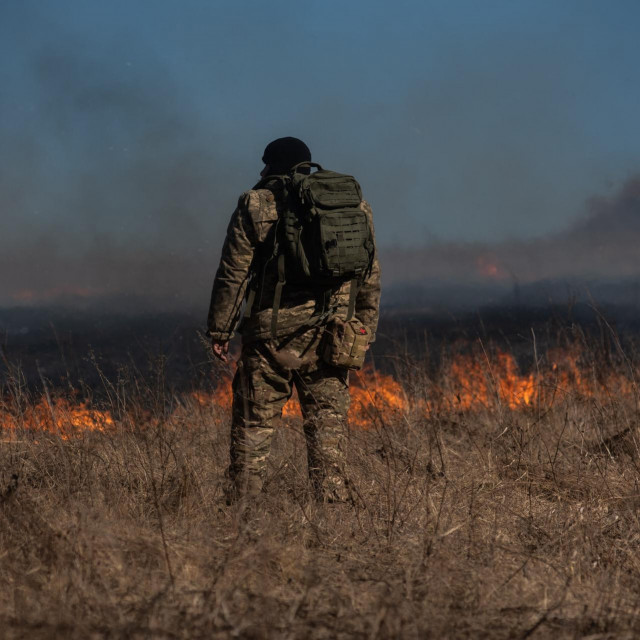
[2,350,637,437]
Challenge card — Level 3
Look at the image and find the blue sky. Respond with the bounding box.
[1,0,640,303]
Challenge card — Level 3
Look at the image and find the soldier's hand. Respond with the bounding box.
[211,339,230,363]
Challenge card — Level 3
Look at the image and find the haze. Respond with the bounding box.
[2,0,640,310]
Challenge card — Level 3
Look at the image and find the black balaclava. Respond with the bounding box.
[262,137,311,174]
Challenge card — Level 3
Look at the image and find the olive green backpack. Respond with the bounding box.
[254,162,375,338]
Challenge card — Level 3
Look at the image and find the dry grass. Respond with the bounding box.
[2,342,640,639]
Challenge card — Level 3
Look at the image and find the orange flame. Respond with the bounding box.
[1,396,114,440]
[349,370,407,427]
[189,369,405,427]
[476,255,506,280]
[440,352,537,411]
[1,349,637,437]
[433,348,637,412]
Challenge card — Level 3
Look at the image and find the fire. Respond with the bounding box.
[1,395,114,440]
[350,370,407,427]
[186,347,636,425]
[476,255,506,280]
[1,349,637,438]
[189,369,405,427]
[441,352,537,411]
[434,348,637,412]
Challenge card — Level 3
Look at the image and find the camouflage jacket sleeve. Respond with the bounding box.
[206,194,256,341]
[355,200,381,342]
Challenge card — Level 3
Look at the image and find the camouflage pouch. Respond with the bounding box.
[321,318,370,370]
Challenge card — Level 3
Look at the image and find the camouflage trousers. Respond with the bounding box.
[229,327,350,501]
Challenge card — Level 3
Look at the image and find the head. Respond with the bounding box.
[261,137,311,177]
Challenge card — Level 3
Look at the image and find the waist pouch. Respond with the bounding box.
[321,318,370,370]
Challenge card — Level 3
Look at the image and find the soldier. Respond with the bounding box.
[207,137,380,502]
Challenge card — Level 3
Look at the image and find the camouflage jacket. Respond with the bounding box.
[207,185,381,343]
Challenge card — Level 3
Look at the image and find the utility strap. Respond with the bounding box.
[322,288,331,315]
[270,253,286,339]
[346,278,358,322]
[243,287,256,319]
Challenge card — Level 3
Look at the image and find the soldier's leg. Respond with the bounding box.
[229,342,293,498]
[296,365,351,501]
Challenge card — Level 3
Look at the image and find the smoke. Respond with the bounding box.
[0,26,245,313]
[382,173,640,308]
[3,2,640,314]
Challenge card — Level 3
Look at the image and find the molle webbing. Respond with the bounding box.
[263,163,373,339]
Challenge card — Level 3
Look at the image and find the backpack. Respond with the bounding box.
[250,162,375,339]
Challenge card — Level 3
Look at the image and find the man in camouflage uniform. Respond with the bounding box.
[207,137,380,501]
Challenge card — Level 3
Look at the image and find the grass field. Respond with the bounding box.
[2,336,640,639]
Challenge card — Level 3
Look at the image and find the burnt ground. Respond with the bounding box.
[2,302,640,393]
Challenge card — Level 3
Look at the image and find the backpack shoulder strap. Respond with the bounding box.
[270,253,286,339]
[346,278,358,322]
